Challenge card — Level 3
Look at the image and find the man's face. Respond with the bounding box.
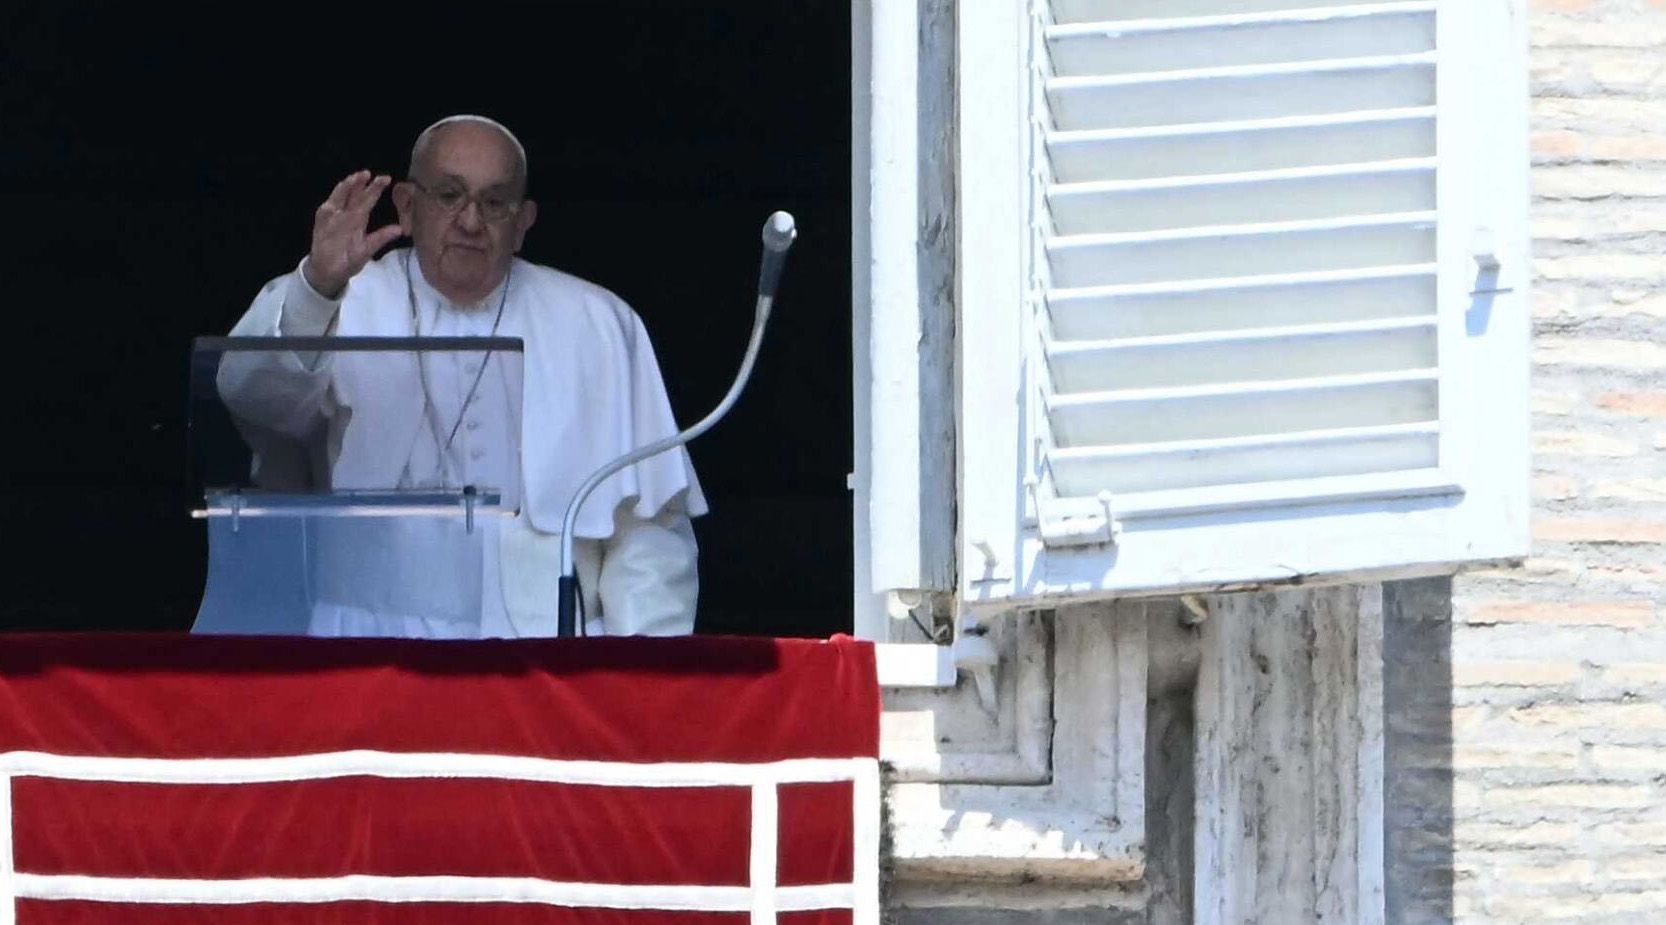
[393,122,538,304]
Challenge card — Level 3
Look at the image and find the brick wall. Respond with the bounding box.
[1448,0,1666,920]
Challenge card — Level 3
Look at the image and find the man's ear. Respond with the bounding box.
[391,182,416,235]
[513,199,538,252]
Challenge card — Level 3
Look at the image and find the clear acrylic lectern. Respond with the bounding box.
[189,336,524,637]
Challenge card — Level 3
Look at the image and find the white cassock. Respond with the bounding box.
[211,248,706,638]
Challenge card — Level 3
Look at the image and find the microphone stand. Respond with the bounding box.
[556,212,796,637]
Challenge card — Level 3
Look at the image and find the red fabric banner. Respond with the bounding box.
[0,634,879,924]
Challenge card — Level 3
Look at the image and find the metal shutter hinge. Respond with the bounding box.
[1038,490,1122,549]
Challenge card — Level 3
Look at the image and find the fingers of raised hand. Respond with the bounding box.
[344,174,392,216]
[324,170,369,211]
[365,223,405,254]
[313,202,358,246]
[315,173,393,243]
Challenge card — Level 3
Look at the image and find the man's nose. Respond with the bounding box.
[454,200,486,232]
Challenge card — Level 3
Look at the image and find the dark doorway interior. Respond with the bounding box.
[0,4,853,637]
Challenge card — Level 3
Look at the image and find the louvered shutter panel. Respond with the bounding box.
[954,0,1529,603]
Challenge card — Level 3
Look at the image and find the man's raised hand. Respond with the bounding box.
[302,170,405,299]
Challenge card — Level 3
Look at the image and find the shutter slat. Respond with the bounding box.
[1048,369,1439,445]
[1054,0,1392,24]
[1048,265,1437,339]
[1084,468,1460,522]
[1048,213,1436,287]
[1048,4,1435,76]
[1048,53,1436,131]
[1048,109,1436,182]
[1047,316,1437,392]
[1048,158,1435,234]
[1050,1,1434,34]
[1050,422,1440,496]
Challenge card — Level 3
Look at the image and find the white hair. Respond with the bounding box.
[408,114,528,190]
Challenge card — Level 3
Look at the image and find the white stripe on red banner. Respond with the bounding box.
[10,874,856,911]
[1,773,13,925]
[751,780,779,924]
[851,761,882,925]
[0,752,873,788]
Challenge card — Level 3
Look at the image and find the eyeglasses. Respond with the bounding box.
[408,178,522,223]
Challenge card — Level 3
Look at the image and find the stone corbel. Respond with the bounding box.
[883,602,1149,885]
[950,603,1005,713]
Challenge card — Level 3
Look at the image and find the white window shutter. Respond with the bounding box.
[957,0,1530,606]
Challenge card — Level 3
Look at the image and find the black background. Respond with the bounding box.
[0,4,853,636]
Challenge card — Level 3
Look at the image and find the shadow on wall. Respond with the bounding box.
[1384,576,1456,922]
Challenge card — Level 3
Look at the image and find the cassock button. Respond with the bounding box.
[466,419,481,432]
[470,449,485,461]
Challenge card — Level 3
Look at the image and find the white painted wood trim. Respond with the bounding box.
[1047,106,1437,145]
[1049,156,1435,197]
[1047,1,1437,36]
[956,0,1032,604]
[1047,314,1438,353]
[862,0,923,598]
[849,0,884,640]
[1046,50,1438,91]
[1048,262,1436,301]
[1047,209,1437,249]
[1049,421,1440,463]
[1429,0,1534,567]
[1049,366,1436,408]
[1047,467,1460,522]
[853,0,956,635]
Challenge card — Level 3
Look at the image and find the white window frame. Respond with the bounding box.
[856,0,1528,682]
[853,0,958,688]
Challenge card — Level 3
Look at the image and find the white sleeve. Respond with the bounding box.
[228,257,341,339]
[217,259,342,439]
[593,506,700,636]
[278,258,342,339]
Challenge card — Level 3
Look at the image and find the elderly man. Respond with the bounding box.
[214,115,704,639]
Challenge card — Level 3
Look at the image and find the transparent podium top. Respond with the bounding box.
[189,336,526,519]
[190,336,527,637]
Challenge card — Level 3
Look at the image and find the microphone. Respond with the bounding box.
[758,210,797,303]
[557,211,798,637]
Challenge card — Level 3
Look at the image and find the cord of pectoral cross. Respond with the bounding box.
[403,251,509,486]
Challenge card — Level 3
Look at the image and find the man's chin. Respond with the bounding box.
[441,245,490,267]
[436,249,499,297]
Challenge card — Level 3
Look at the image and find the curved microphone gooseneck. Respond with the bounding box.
[556,211,798,637]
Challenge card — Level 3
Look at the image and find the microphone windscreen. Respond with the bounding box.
[762,211,797,252]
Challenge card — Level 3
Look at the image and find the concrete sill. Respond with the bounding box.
[876,643,957,689]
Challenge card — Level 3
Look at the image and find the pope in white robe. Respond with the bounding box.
[207,115,704,639]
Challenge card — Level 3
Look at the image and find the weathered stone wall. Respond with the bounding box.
[1443,0,1666,920]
